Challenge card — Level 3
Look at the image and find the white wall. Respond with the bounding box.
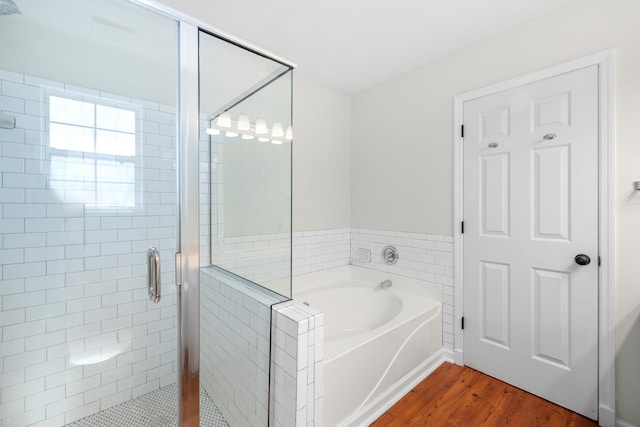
[292,78,351,232]
[351,0,640,424]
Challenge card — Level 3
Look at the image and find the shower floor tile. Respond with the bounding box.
[67,384,228,427]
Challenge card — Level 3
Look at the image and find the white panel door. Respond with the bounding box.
[463,66,599,419]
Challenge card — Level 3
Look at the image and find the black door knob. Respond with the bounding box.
[575,254,591,266]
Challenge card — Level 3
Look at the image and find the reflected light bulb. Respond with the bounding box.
[271,139,283,145]
[237,115,251,131]
[271,122,284,138]
[258,137,270,142]
[242,134,254,140]
[225,131,238,138]
[285,126,293,140]
[255,119,268,135]
[206,127,220,135]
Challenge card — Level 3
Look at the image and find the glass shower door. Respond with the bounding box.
[0,1,181,425]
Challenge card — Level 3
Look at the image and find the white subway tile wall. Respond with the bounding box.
[200,228,351,287]
[292,229,350,276]
[271,303,323,427]
[200,267,285,427]
[204,228,451,311]
[232,227,454,351]
[0,70,178,426]
[350,228,454,350]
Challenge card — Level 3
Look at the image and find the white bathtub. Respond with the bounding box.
[293,266,443,426]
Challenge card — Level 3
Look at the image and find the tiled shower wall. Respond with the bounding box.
[0,69,178,426]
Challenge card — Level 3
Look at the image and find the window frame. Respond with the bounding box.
[46,91,144,213]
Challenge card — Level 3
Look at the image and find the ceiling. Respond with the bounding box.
[5,0,582,97]
[182,0,580,94]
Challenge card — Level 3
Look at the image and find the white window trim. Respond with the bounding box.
[46,91,144,212]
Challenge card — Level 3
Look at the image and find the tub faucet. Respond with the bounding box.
[380,279,392,288]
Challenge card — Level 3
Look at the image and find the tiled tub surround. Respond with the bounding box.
[0,69,178,426]
[350,229,454,352]
[293,266,442,426]
[292,229,350,277]
[205,227,455,349]
[203,227,351,295]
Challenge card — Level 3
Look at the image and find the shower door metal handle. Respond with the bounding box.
[147,247,161,303]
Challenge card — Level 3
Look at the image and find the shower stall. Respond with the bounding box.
[0,1,293,426]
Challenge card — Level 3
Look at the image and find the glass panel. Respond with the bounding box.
[198,30,292,427]
[50,96,96,128]
[0,1,180,425]
[95,130,136,156]
[96,105,136,133]
[200,32,293,299]
[50,123,96,152]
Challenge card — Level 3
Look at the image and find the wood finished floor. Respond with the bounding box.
[370,362,598,427]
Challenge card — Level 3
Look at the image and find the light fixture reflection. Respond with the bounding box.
[255,119,268,135]
[237,115,251,131]
[217,112,232,128]
[208,113,291,144]
[271,122,284,138]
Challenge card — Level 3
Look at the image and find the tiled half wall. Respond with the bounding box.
[272,303,324,427]
[200,267,276,427]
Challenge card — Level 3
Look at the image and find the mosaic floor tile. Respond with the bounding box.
[68,384,228,427]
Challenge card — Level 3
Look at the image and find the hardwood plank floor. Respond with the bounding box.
[370,362,598,426]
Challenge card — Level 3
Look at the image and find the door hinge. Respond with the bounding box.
[175,252,182,287]
[461,316,465,330]
[461,221,464,234]
[461,124,464,138]
[598,256,601,267]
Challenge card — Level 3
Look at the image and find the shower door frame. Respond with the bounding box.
[127,1,296,426]
[177,22,200,426]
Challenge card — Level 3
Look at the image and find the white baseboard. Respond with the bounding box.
[453,348,463,365]
[598,404,615,427]
[337,349,451,427]
[616,418,639,427]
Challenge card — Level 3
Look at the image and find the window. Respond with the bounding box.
[48,95,141,209]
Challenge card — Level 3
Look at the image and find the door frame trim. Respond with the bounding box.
[452,50,616,424]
